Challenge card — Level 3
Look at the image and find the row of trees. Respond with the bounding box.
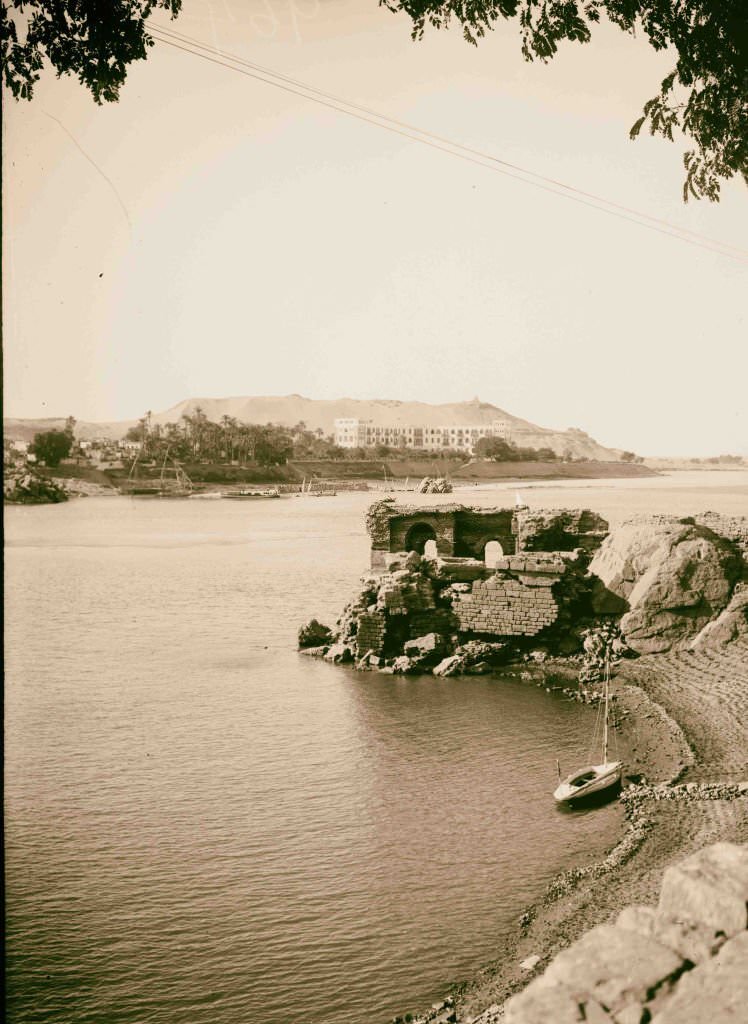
[125,409,296,467]
[124,410,637,465]
[24,412,646,468]
[473,436,561,462]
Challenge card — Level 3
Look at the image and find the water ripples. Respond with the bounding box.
[6,495,626,1024]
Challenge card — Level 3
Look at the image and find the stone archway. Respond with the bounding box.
[404,522,438,555]
[484,539,504,568]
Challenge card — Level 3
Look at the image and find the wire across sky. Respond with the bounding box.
[148,21,748,264]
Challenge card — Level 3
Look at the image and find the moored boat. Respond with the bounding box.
[221,487,281,499]
[554,649,622,805]
[553,760,622,803]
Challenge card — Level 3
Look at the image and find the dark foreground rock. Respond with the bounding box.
[4,467,68,504]
[503,842,748,1024]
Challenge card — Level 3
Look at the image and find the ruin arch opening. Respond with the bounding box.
[404,523,437,556]
[484,540,504,568]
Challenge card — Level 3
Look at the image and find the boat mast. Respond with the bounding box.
[602,648,610,764]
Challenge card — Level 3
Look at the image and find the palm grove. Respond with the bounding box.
[123,409,602,465]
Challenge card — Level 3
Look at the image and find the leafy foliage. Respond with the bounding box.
[473,435,559,461]
[2,0,181,103]
[126,408,295,467]
[30,428,72,466]
[380,0,748,200]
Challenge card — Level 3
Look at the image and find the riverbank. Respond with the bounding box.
[430,641,748,1024]
[90,458,658,491]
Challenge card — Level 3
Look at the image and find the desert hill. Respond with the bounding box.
[4,396,624,460]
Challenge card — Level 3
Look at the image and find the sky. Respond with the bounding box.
[3,0,747,456]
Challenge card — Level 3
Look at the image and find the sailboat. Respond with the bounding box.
[553,651,623,804]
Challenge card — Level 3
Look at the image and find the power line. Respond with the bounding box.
[154,21,748,260]
[148,23,748,263]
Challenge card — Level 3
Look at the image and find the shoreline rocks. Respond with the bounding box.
[4,467,69,504]
[503,843,748,1024]
[590,516,745,654]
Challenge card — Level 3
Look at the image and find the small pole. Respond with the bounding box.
[603,649,610,765]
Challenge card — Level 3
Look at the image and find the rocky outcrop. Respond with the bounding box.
[303,508,748,674]
[416,477,453,493]
[300,547,600,673]
[589,517,743,654]
[298,618,333,649]
[504,842,748,1024]
[689,585,748,648]
[4,466,68,504]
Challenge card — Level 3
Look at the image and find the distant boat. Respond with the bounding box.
[305,480,337,496]
[553,652,622,805]
[124,450,192,496]
[222,487,281,499]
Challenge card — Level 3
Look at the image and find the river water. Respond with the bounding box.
[5,472,747,1024]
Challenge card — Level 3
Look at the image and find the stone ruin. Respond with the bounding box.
[301,501,613,674]
[366,499,609,570]
[299,502,748,672]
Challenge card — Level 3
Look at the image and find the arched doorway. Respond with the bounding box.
[404,522,437,556]
[484,539,504,568]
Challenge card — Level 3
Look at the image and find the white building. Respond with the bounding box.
[334,419,510,452]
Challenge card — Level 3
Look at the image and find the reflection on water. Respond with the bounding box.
[5,474,745,1024]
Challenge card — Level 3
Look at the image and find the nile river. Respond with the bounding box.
[5,471,747,1024]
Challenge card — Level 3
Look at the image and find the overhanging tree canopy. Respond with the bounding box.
[1,0,181,103]
[380,0,748,201]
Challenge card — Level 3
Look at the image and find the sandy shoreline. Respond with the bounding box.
[420,641,748,1024]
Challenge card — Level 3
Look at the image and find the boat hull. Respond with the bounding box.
[553,762,623,804]
[221,490,281,499]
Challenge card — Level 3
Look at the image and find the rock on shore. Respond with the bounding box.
[4,466,68,504]
[503,842,748,1024]
[589,516,745,654]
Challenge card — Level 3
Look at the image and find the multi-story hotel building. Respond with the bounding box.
[333,418,511,452]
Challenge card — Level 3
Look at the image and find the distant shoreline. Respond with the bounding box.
[21,459,658,499]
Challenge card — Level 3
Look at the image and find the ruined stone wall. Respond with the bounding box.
[452,508,516,558]
[388,512,456,559]
[366,501,609,569]
[517,508,609,552]
[453,554,571,638]
[355,610,387,658]
[694,512,748,561]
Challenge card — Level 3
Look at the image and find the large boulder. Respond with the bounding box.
[689,586,748,649]
[589,518,742,654]
[403,632,446,667]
